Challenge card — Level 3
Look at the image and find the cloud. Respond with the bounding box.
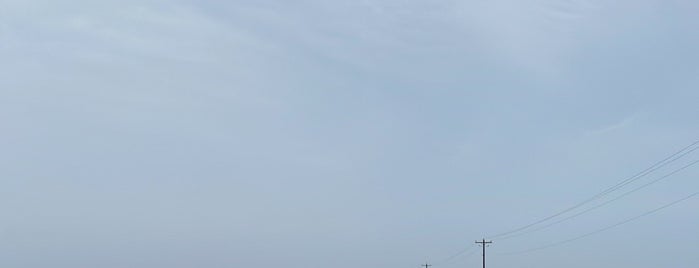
[584,116,636,137]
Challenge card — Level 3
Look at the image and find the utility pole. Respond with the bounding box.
[421,262,432,268]
[475,239,492,268]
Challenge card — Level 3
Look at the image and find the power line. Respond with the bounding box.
[433,244,478,266]
[500,192,699,255]
[497,159,699,240]
[427,140,698,266]
[489,142,697,239]
[486,140,699,239]
[589,145,698,199]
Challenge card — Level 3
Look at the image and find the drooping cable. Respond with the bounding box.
[497,158,699,240]
[432,244,478,266]
[486,140,699,239]
[500,192,699,255]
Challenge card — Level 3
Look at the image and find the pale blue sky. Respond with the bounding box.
[1,1,699,268]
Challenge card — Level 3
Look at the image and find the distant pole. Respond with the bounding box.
[475,239,492,268]
[421,262,432,268]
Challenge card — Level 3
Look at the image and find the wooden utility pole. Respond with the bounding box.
[475,239,492,268]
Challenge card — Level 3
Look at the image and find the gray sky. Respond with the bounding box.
[1,0,699,267]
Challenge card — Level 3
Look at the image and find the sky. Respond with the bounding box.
[1,0,699,267]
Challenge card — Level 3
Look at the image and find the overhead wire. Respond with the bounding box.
[500,192,699,255]
[486,140,699,239]
[426,140,699,265]
[497,158,699,240]
[432,244,478,266]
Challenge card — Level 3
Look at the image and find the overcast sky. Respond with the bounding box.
[2,1,699,267]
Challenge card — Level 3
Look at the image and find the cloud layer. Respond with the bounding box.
[1,1,698,267]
